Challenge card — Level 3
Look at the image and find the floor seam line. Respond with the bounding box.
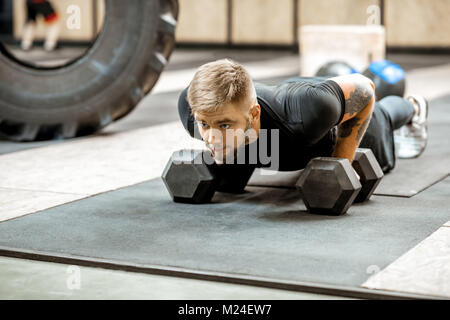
[0,187,88,196]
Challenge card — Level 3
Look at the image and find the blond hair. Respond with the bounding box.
[187,59,256,114]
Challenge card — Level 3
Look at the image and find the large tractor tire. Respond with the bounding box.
[0,0,178,141]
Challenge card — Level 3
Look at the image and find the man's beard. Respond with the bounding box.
[244,117,252,144]
[210,117,253,164]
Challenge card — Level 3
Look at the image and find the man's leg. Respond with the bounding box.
[359,96,415,173]
[393,95,429,159]
[378,96,415,130]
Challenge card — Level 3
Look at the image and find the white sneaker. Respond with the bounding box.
[44,23,60,52]
[394,95,429,159]
[21,22,35,51]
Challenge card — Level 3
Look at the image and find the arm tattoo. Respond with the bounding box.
[338,115,372,142]
[356,117,371,142]
[338,117,361,138]
[345,84,373,116]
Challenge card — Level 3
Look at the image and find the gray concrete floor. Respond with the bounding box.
[5,44,89,67]
[0,46,449,299]
[0,256,352,300]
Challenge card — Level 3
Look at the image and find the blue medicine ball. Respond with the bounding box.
[362,60,406,101]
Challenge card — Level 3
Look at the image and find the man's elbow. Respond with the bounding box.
[357,75,376,119]
[352,74,376,111]
[358,74,376,101]
[368,78,375,92]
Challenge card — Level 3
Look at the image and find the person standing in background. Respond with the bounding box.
[21,0,60,51]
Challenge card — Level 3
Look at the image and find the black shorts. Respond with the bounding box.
[26,0,57,23]
[360,101,397,173]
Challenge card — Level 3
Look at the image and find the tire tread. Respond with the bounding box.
[0,0,178,142]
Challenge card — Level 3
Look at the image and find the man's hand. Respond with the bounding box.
[328,74,375,163]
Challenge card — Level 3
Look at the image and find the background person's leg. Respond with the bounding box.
[40,1,60,51]
[21,1,38,51]
[44,22,60,51]
[21,21,36,51]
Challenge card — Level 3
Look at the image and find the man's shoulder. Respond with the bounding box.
[255,77,327,97]
[254,81,290,102]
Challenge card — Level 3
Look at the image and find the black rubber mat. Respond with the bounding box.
[249,94,450,197]
[0,176,449,295]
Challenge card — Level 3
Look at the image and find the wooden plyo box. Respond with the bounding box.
[299,25,386,76]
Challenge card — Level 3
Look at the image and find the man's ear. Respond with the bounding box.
[249,104,261,122]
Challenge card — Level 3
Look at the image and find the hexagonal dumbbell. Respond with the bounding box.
[161,149,255,204]
[351,148,384,203]
[295,157,362,215]
[161,149,218,204]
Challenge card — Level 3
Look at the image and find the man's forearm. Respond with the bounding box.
[332,98,374,162]
[329,74,375,162]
